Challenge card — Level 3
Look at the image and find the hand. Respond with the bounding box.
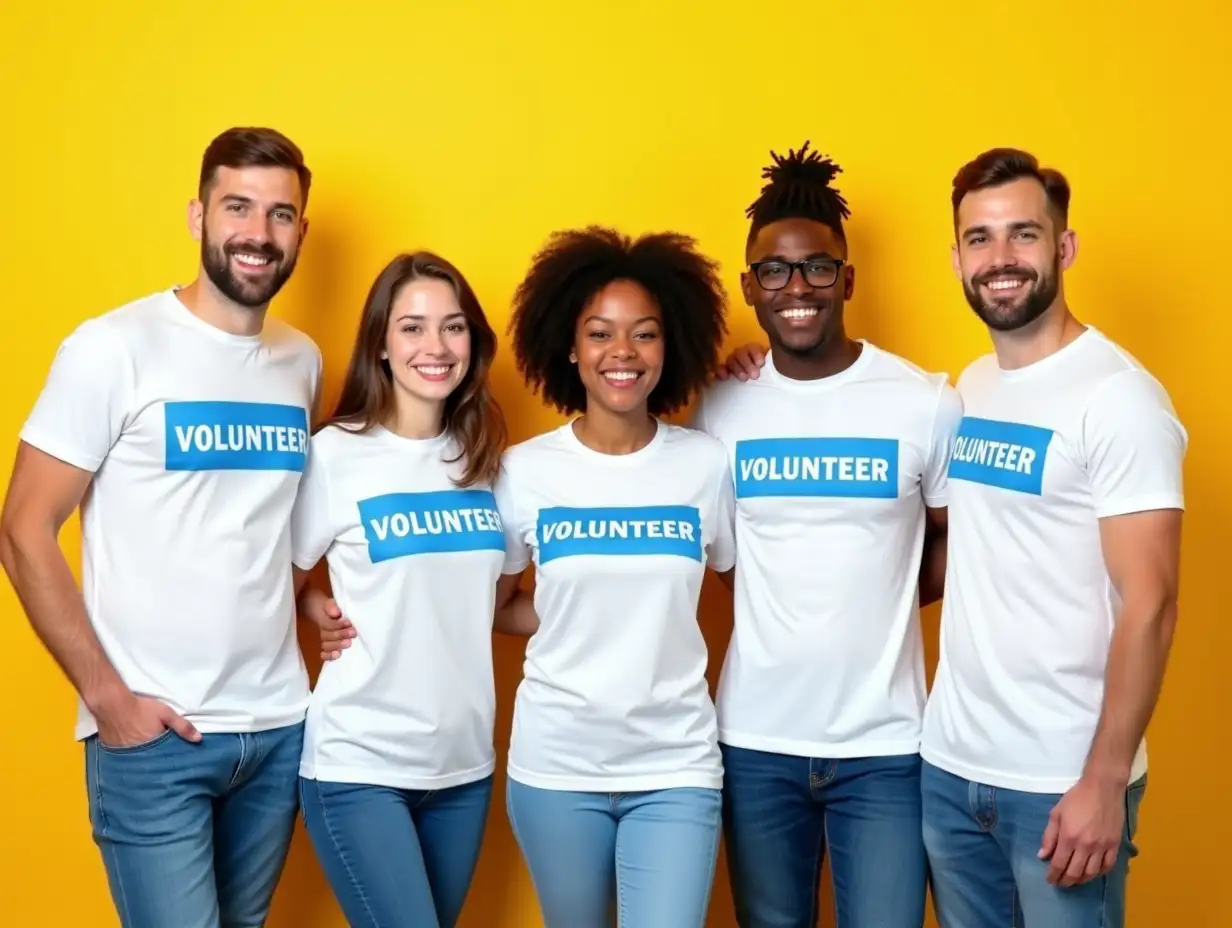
[94,689,201,748]
[301,586,355,661]
[1038,774,1126,887]
[714,343,768,382]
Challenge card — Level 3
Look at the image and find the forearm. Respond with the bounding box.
[716,568,735,592]
[494,589,539,637]
[0,528,127,711]
[1084,597,1177,783]
[918,531,947,607]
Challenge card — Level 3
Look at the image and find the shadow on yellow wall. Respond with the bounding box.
[1,2,1229,927]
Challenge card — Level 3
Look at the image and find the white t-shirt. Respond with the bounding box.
[921,327,1187,793]
[693,343,962,758]
[291,424,504,790]
[20,289,322,740]
[494,419,737,792]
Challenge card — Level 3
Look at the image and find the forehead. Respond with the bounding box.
[206,165,304,212]
[391,278,461,319]
[956,177,1054,234]
[748,217,845,262]
[584,279,661,319]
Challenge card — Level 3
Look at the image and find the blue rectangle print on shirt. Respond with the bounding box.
[164,401,309,472]
[358,489,506,563]
[538,506,703,564]
[947,416,1054,495]
[734,437,899,500]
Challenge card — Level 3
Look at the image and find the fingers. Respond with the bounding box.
[1038,811,1060,860]
[1046,839,1074,885]
[324,598,342,619]
[160,705,202,742]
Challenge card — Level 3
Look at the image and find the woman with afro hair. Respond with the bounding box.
[489,224,737,926]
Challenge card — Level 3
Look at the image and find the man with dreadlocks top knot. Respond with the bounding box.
[693,142,962,927]
[492,226,737,926]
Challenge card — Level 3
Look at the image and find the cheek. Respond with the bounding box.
[641,338,666,370]
[384,331,417,365]
[448,331,473,368]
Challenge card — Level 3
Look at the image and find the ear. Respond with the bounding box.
[299,216,310,244]
[1059,229,1079,271]
[950,242,963,282]
[739,271,754,307]
[843,264,855,301]
[188,199,204,242]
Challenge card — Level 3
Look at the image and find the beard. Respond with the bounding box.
[201,229,298,309]
[962,256,1060,333]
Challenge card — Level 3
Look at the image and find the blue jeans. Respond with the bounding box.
[720,744,927,927]
[299,775,493,928]
[506,778,723,927]
[921,760,1147,928]
[84,721,304,928]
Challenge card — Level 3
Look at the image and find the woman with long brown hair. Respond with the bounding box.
[289,251,508,928]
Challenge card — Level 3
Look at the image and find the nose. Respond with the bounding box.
[785,265,813,296]
[988,238,1019,269]
[238,211,272,244]
[610,334,636,359]
[421,328,447,356]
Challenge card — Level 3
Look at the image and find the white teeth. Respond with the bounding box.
[415,365,450,375]
[603,371,639,381]
[778,307,819,320]
[986,279,1024,290]
[233,253,270,266]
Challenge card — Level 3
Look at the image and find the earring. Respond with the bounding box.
[569,353,577,363]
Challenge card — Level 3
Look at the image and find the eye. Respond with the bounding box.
[272,209,295,223]
[445,322,468,333]
[1013,230,1037,242]
[634,330,660,340]
[587,330,611,340]
[401,324,421,334]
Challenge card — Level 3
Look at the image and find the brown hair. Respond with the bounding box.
[198,127,313,209]
[951,148,1071,228]
[321,252,508,488]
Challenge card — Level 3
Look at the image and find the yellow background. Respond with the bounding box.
[2,2,1227,926]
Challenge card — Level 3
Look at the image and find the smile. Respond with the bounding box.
[602,370,642,388]
[414,364,454,382]
[984,278,1027,291]
[232,253,272,268]
[777,307,819,320]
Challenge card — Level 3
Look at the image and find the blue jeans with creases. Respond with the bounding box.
[921,760,1146,928]
[84,721,304,928]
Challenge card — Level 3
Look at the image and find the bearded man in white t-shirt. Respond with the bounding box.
[0,127,323,928]
[917,148,1187,928]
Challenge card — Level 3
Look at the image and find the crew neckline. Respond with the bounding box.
[561,416,666,465]
[995,326,1098,381]
[761,339,876,392]
[163,287,266,347]
[373,423,452,450]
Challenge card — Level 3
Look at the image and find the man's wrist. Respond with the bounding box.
[83,678,131,718]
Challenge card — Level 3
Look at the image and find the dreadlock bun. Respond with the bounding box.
[745,141,851,245]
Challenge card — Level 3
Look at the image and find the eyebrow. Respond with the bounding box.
[755,251,838,263]
[963,219,1045,240]
[584,314,661,325]
[219,193,299,216]
[395,311,467,323]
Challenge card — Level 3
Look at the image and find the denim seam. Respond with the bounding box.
[91,742,135,925]
[227,732,249,790]
[311,779,380,927]
[697,793,722,928]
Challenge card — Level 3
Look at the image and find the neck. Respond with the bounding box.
[773,333,863,381]
[573,403,657,455]
[386,392,446,440]
[989,299,1086,371]
[176,274,267,337]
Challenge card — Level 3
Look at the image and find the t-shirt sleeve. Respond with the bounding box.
[922,381,965,508]
[493,461,531,575]
[707,452,738,573]
[290,435,338,570]
[19,319,133,473]
[1082,369,1188,519]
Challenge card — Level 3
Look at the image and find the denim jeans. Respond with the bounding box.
[83,721,304,928]
[506,778,723,927]
[921,760,1147,928]
[298,775,493,928]
[720,744,927,927]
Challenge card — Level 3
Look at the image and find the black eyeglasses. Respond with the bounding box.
[749,258,845,291]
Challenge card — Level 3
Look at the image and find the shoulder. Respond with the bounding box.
[863,343,957,404]
[498,424,569,476]
[954,351,999,395]
[264,316,323,369]
[660,421,729,474]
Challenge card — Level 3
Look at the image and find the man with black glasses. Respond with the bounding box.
[695,142,961,927]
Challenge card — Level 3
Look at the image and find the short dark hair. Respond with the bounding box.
[951,148,1071,228]
[508,226,728,417]
[198,127,313,208]
[322,251,508,488]
[745,141,851,251]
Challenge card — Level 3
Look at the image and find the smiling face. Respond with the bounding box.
[742,217,854,359]
[572,279,665,417]
[383,277,471,406]
[194,165,306,309]
[952,176,1076,332]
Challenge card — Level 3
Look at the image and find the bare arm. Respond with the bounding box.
[494,570,538,637]
[0,443,128,713]
[1083,508,1182,784]
[715,567,735,592]
[919,506,948,607]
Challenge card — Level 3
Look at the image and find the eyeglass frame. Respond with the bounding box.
[747,257,847,291]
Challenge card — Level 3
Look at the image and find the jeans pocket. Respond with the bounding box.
[96,729,176,755]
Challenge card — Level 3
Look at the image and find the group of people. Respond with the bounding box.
[0,125,1185,928]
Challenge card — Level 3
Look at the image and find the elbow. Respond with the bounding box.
[0,514,21,579]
